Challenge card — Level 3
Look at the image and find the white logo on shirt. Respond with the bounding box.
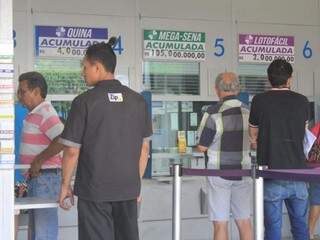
[108,93,123,102]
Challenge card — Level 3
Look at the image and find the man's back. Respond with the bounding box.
[249,90,309,169]
[62,80,152,201]
[199,97,250,170]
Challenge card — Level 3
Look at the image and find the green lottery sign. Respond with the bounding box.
[143,30,205,61]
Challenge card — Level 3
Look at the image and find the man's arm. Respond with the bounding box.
[139,140,150,178]
[249,126,259,150]
[196,112,215,154]
[29,136,64,177]
[59,146,79,210]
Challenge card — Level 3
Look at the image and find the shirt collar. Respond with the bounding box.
[222,95,237,102]
[29,100,50,114]
[96,79,122,87]
[271,87,290,91]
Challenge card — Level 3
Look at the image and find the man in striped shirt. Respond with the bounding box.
[197,72,252,240]
[17,71,64,240]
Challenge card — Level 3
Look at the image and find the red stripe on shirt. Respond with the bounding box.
[40,115,61,133]
[22,133,51,145]
[25,113,43,126]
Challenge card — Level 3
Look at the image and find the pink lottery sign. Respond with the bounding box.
[239,34,295,64]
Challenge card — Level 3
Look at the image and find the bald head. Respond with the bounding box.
[215,72,240,94]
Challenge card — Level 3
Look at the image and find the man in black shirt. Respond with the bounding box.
[58,38,153,240]
[249,59,309,240]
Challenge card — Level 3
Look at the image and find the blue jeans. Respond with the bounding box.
[28,171,61,240]
[264,180,309,240]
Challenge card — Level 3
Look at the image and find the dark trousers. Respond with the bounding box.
[78,198,139,240]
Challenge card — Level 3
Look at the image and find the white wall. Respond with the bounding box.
[12,0,320,102]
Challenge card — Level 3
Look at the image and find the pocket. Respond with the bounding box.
[264,181,282,201]
[295,182,308,200]
[208,177,230,188]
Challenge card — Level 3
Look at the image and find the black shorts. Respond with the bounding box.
[78,198,139,240]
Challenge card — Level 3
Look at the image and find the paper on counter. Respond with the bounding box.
[170,113,179,130]
[304,129,317,158]
[190,112,198,127]
[187,131,196,146]
[0,139,14,154]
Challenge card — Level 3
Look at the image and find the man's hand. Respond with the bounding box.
[250,142,257,150]
[59,184,74,210]
[197,145,208,153]
[29,158,43,177]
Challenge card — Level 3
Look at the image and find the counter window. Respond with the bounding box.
[34,58,85,95]
[143,61,200,95]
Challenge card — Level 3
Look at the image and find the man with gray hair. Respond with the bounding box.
[197,72,252,240]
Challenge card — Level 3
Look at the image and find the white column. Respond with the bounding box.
[0,0,15,239]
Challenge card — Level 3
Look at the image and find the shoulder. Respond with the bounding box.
[251,92,267,103]
[207,102,222,115]
[290,91,309,102]
[38,102,58,118]
[123,87,146,104]
[72,90,91,105]
[240,102,250,112]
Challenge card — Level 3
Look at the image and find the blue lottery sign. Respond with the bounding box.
[35,25,108,58]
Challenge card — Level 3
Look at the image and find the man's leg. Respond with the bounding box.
[231,178,252,240]
[28,172,61,240]
[285,181,309,240]
[309,206,320,239]
[263,180,283,240]
[309,182,320,239]
[207,177,232,240]
[235,219,252,240]
[213,221,228,240]
[112,199,139,240]
[78,198,115,240]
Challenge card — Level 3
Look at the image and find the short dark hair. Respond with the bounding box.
[18,71,48,98]
[85,37,117,74]
[267,59,293,87]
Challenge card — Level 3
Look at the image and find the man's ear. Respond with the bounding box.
[287,77,292,88]
[33,87,42,97]
[215,87,220,97]
[96,61,105,74]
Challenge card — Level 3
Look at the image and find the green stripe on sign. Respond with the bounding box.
[144,30,205,43]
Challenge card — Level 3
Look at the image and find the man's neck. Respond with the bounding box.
[271,86,290,90]
[99,72,114,81]
[219,93,236,101]
[29,99,45,111]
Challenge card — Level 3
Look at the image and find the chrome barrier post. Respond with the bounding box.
[172,164,182,240]
[251,151,264,240]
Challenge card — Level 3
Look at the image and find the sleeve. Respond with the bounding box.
[198,114,216,147]
[59,97,86,148]
[142,100,153,140]
[40,114,64,140]
[249,96,259,127]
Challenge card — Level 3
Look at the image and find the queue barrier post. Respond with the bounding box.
[172,164,182,240]
[251,151,264,240]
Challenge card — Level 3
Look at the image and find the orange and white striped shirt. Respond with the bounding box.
[20,101,64,167]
